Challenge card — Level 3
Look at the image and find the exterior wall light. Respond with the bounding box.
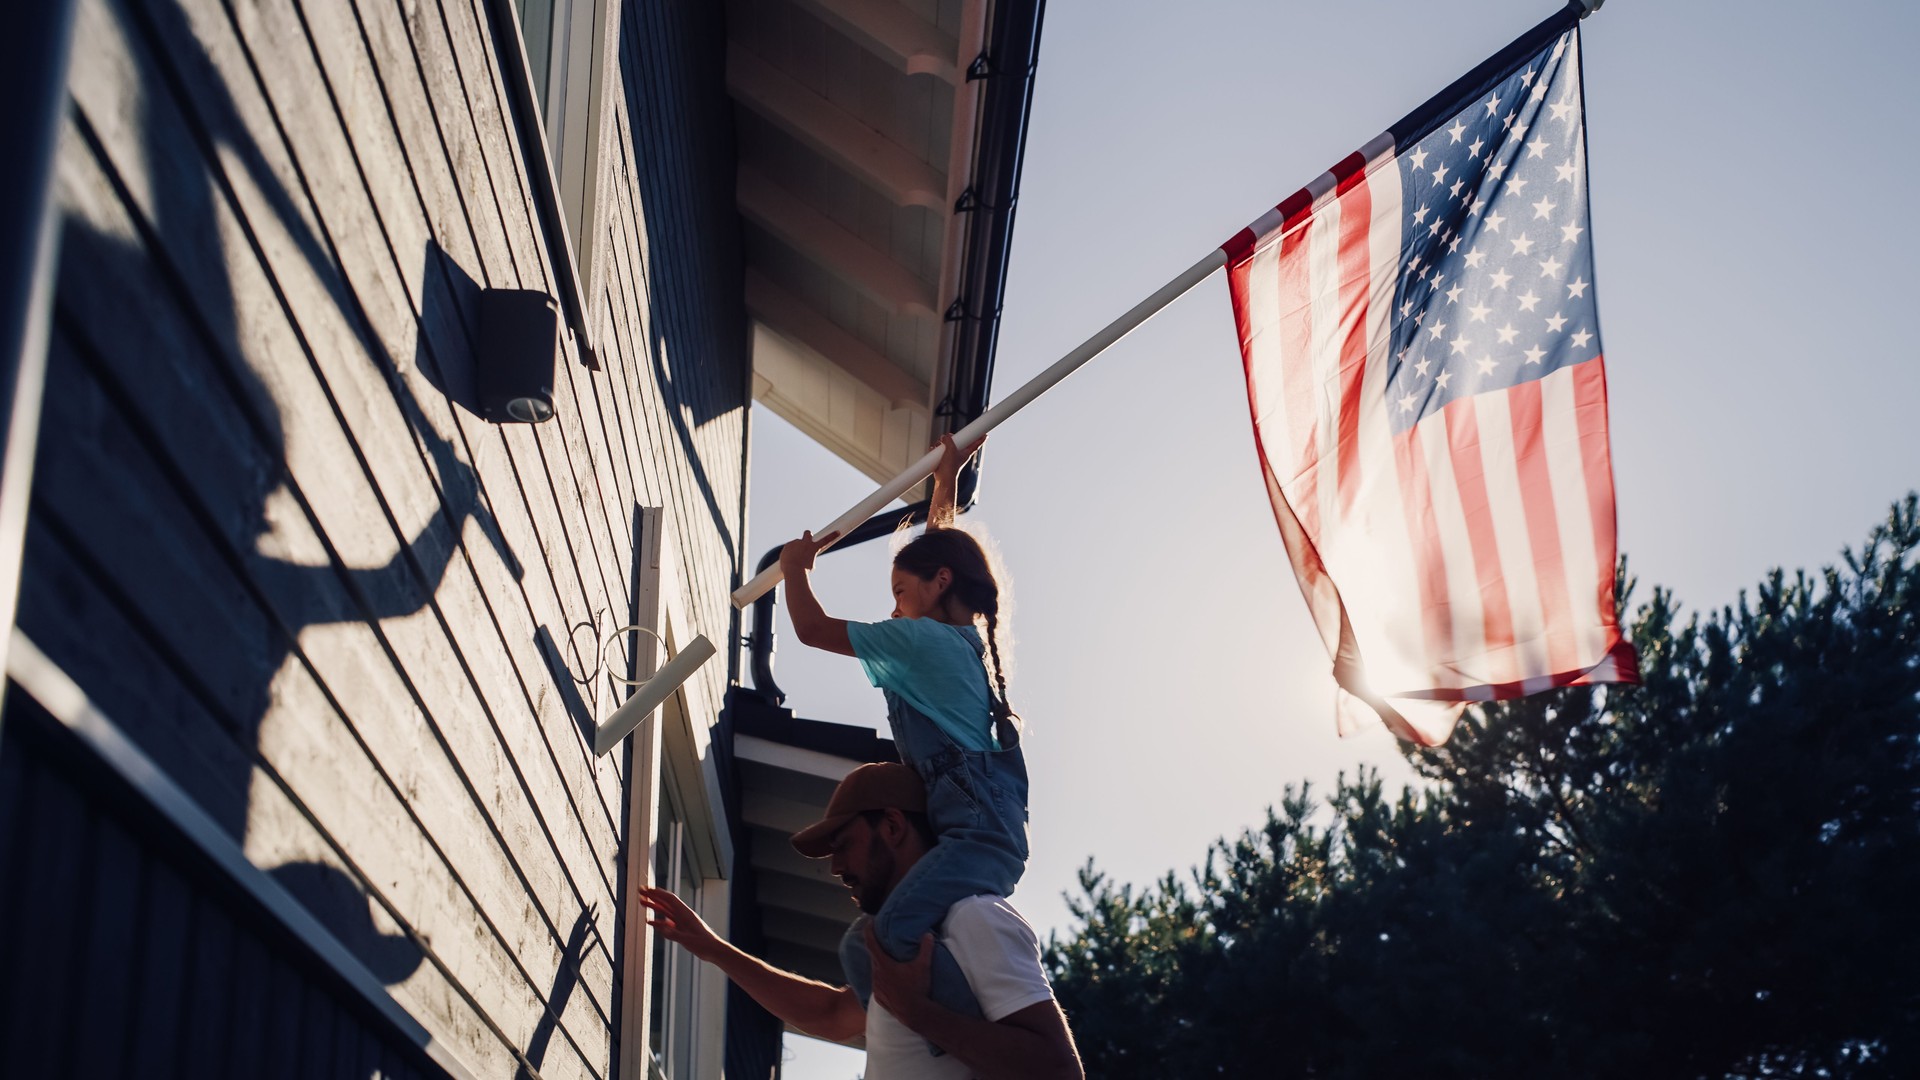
[476,289,560,423]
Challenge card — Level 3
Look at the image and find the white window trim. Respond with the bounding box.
[543,0,622,321]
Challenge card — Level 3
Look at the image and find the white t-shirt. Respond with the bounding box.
[862,895,1057,1080]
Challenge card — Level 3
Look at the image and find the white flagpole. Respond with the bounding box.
[732,246,1230,609]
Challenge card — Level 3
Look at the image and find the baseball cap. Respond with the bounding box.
[789,762,926,858]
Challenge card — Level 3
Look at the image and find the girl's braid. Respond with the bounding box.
[894,526,1017,722]
[983,611,1016,723]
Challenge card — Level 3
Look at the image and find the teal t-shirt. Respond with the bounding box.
[846,618,995,751]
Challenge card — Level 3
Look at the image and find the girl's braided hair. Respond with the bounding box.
[892,527,1018,724]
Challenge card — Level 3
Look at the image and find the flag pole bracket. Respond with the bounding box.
[954,186,1012,214]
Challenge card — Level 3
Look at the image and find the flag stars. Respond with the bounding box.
[1502,109,1517,130]
[1486,211,1506,233]
[1511,233,1536,256]
[1511,120,1530,143]
[1428,321,1448,341]
[1398,390,1418,414]
[1524,345,1547,365]
[1551,95,1576,123]
[1448,235,1463,254]
[1449,178,1465,199]
[1468,302,1492,323]
[1489,268,1513,290]
[1410,147,1430,170]
[1545,311,1568,332]
[1429,218,1445,237]
[1532,197,1558,220]
[1415,356,1433,377]
[1538,255,1565,277]
[1570,328,1594,349]
[1451,333,1473,356]
[1468,137,1485,159]
[1400,298,1416,318]
[1431,271,1446,290]
[1508,178,1530,195]
[1414,309,1427,326]
[1432,162,1451,186]
[1413,205,1430,225]
[1447,119,1468,143]
[1527,137,1550,159]
[1531,79,1549,103]
[1520,68,1538,87]
[1436,370,1454,390]
[1496,322,1520,344]
[1517,289,1541,312]
[1488,161,1509,180]
[1561,221,1585,243]
[1468,196,1487,217]
[1445,283,1464,305]
[1476,354,1498,376]
[1567,276,1590,299]
[1464,247,1487,268]
[1485,93,1502,117]
[1556,159,1578,184]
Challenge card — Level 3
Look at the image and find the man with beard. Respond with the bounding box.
[636,763,1083,1079]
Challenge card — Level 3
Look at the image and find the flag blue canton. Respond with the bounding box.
[1386,32,1597,434]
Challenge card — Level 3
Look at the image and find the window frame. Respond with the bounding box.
[489,0,623,368]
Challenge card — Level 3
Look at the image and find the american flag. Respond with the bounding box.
[1223,10,1637,746]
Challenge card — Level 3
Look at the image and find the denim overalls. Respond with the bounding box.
[841,687,1030,1022]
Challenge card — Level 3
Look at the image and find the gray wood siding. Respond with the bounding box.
[0,693,451,1080]
[19,0,745,1075]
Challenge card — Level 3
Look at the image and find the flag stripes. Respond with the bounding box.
[1224,20,1635,744]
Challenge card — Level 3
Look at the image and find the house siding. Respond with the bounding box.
[14,0,744,1074]
[0,691,453,1080]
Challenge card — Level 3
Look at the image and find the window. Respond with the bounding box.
[503,0,619,325]
[648,777,703,1079]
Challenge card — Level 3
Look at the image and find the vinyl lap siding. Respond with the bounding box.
[14,0,744,1074]
[0,692,452,1080]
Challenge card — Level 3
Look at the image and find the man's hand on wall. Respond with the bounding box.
[637,887,722,963]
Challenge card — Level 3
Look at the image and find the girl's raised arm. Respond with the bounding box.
[778,531,855,656]
[927,433,985,531]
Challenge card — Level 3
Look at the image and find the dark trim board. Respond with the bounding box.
[0,633,475,1080]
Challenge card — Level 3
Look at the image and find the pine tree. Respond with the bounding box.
[1047,495,1920,1078]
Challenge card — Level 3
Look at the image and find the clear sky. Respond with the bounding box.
[754,1,1920,1073]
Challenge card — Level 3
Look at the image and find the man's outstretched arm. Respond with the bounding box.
[867,926,1085,1079]
[638,887,865,1043]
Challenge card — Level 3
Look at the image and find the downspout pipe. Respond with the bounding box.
[748,461,979,704]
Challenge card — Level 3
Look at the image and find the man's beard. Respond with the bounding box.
[853,836,897,915]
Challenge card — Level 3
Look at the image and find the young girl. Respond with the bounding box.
[778,434,1028,1027]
